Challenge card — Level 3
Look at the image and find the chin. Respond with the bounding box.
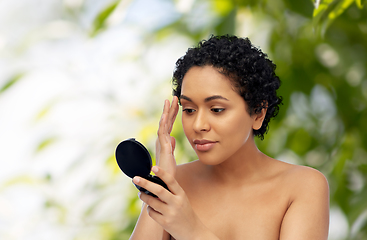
[196,152,225,166]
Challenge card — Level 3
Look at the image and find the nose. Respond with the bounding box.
[193,110,210,132]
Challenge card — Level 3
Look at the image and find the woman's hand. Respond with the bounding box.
[133,166,205,240]
[155,97,179,176]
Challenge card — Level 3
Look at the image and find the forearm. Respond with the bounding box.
[129,203,168,240]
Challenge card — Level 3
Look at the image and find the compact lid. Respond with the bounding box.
[115,138,152,178]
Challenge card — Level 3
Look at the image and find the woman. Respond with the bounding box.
[130,35,329,240]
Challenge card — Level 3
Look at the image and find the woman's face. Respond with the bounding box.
[180,66,264,165]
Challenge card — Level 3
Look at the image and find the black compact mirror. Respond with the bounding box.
[115,138,169,198]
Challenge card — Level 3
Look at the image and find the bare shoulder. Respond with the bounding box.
[280,163,329,197]
[277,163,330,239]
[283,163,327,179]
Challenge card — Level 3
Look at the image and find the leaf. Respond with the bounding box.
[33,98,59,122]
[313,0,332,18]
[91,1,120,36]
[0,73,24,94]
[356,0,366,8]
[36,137,58,152]
[328,0,354,20]
[0,175,38,191]
[312,0,354,36]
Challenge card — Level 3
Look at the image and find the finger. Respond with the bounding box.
[167,96,179,134]
[158,100,169,132]
[138,191,167,215]
[133,176,172,201]
[172,96,179,120]
[151,166,183,197]
[163,99,170,115]
[158,99,169,136]
[158,98,177,150]
[159,99,169,126]
[146,205,165,224]
[157,113,171,154]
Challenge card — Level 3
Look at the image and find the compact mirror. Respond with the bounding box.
[115,138,169,198]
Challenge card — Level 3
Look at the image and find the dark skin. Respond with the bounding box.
[130,66,329,240]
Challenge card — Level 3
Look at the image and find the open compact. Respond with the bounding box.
[115,138,169,198]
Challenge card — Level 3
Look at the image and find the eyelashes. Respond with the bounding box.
[211,108,225,113]
[182,108,225,114]
[183,108,195,114]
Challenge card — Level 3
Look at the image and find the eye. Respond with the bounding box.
[183,108,196,114]
[211,108,225,113]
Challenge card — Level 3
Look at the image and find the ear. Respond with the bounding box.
[252,107,267,130]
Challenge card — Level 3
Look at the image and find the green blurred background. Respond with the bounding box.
[0,0,366,239]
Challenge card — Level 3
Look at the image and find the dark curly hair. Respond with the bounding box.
[172,35,282,140]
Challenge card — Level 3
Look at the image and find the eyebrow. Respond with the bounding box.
[180,95,229,103]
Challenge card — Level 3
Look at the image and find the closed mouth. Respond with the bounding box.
[193,139,217,151]
[193,139,216,144]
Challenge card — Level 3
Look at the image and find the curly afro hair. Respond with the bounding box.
[172,35,282,140]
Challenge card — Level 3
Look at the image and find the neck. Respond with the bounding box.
[207,137,269,185]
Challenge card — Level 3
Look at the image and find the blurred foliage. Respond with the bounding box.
[1,0,366,239]
[0,73,24,93]
[91,0,121,36]
[116,0,367,238]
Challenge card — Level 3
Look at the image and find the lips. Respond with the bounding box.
[193,139,217,151]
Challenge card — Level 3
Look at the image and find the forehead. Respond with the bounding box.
[181,66,238,98]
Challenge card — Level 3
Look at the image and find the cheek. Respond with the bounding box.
[181,116,191,137]
[218,114,253,141]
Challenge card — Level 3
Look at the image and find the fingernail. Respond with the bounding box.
[152,166,158,173]
[133,176,140,184]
